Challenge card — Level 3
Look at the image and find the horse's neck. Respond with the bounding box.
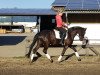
[68,31,77,40]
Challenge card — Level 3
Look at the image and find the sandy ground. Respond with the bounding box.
[0,56,100,75]
[0,33,35,57]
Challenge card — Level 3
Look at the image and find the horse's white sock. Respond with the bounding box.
[46,54,51,60]
[75,52,80,58]
[58,55,62,62]
[31,54,35,61]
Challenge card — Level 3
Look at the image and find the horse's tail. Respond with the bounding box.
[26,32,40,58]
[30,32,40,49]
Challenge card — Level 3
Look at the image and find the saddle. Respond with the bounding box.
[54,29,67,39]
[54,29,80,40]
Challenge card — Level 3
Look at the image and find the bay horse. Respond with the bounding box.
[26,26,87,63]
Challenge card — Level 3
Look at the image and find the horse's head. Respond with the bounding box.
[68,26,87,41]
[78,27,87,41]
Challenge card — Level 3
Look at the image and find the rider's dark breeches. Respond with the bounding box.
[55,27,67,38]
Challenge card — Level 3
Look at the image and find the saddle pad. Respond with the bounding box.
[54,29,80,40]
[54,29,67,39]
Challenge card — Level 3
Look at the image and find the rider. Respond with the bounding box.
[55,11,68,45]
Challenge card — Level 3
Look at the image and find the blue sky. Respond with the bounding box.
[0,0,55,9]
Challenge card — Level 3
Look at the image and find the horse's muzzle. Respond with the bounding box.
[81,37,89,48]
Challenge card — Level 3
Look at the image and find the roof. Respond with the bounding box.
[52,0,67,6]
[0,16,37,22]
[0,9,56,16]
[52,0,100,13]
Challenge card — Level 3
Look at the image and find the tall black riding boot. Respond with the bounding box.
[59,34,65,45]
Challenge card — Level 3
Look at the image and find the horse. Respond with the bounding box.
[26,26,87,63]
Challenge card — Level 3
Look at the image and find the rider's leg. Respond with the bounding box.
[59,28,67,45]
[55,27,66,45]
[59,33,65,44]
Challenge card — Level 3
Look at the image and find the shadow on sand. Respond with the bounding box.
[0,36,26,46]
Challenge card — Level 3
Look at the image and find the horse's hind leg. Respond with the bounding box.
[26,41,35,58]
[31,40,41,62]
[43,44,53,63]
[70,46,81,61]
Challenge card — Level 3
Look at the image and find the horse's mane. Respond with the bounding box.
[68,26,85,32]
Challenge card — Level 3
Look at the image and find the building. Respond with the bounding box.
[52,0,100,44]
[0,9,56,33]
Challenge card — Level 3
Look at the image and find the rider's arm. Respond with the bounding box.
[62,22,68,29]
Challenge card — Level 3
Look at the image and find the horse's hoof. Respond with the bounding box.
[29,61,33,64]
[30,59,35,63]
[78,58,81,61]
[25,54,30,58]
[29,60,35,64]
[57,60,62,63]
[58,61,61,63]
[50,59,53,63]
[54,59,63,64]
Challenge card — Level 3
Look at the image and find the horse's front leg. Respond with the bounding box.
[58,46,68,62]
[70,46,81,61]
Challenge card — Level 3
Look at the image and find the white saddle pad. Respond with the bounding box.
[54,29,67,39]
[54,29,80,40]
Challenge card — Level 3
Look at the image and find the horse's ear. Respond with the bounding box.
[84,28,87,31]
